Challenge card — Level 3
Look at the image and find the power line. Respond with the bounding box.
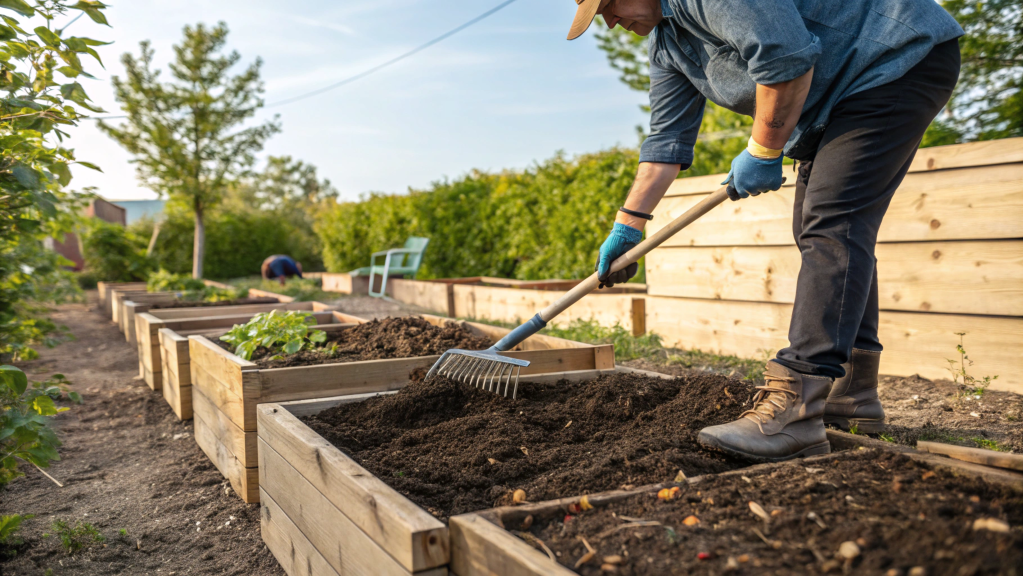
[84,0,521,121]
[266,0,520,107]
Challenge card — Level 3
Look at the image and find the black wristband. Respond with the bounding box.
[619,207,654,220]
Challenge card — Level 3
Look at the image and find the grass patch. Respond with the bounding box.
[543,319,664,362]
[224,275,338,302]
[878,433,896,443]
[970,437,1008,452]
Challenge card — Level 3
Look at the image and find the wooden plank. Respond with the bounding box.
[135,314,162,392]
[449,514,575,576]
[664,139,1023,198]
[651,163,1023,246]
[320,273,353,294]
[193,413,259,503]
[452,285,639,333]
[148,301,318,320]
[159,329,192,420]
[645,240,1023,316]
[188,336,256,400]
[259,405,449,572]
[260,489,341,576]
[259,438,446,576]
[645,296,1023,393]
[916,441,1023,472]
[273,391,396,419]
[631,297,646,336]
[391,279,454,317]
[192,385,254,467]
[257,356,436,406]
[421,315,594,351]
[191,361,252,433]
[247,288,294,303]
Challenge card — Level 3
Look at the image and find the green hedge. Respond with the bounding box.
[315,148,639,280]
[79,219,154,284]
[137,208,323,281]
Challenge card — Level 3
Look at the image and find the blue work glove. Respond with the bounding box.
[595,222,642,289]
[721,150,785,201]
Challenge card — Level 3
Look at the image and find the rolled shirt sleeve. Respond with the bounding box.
[698,0,821,85]
[639,60,706,168]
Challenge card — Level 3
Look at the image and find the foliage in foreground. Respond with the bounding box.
[220,310,325,360]
[1,0,108,361]
[0,366,80,488]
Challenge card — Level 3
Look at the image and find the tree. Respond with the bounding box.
[934,0,1022,141]
[594,21,752,176]
[99,22,279,278]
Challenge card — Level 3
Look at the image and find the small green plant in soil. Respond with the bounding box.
[147,270,246,302]
[946,332,997,399]
[849,423,861,435]
[219,310,326,361]
[971,437,1007,452]
[45,520,105,554]
[544,319,664,361]
[879,433,896,443]
[227,275,333,302]
[1,367,81,487]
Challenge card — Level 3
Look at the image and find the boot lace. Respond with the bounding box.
[741,373,798,424]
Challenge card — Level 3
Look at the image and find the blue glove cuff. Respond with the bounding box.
[611,222,643,244]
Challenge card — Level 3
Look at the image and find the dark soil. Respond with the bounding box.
[303,371,759,521]
[151,296,279,310]
[0,299,283,576]
[221,316,492,368]
[525,449,1023,575]
[625,359,1023,454]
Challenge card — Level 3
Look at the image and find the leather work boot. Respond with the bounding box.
[698,361,832,462]
[824,348,886,433]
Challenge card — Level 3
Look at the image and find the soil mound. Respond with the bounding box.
[530,449,1023,575]
[237,316,492,368]
[303,371,758,519]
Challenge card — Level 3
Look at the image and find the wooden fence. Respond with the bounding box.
[646,139,1023,393]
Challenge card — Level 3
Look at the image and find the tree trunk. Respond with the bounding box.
[192,206,205,279]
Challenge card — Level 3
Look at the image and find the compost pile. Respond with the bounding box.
[152,297,278,309]
[523,449,1022,575]
[248,316,492,368]
[303,371,757,519]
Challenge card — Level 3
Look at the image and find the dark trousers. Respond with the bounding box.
[775,39,961,379]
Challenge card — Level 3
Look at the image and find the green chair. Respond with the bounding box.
[349,237,430,298]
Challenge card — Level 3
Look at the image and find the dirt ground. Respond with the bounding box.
[624,359,1023,453]
[0,297,284,576]
[528,449,1022,575]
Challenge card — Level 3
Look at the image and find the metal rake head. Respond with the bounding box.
[424,348,530,398]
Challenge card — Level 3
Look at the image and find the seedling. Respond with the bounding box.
[219,310,327,360]
[878,433,895,443]
[46,520,105,554]
[849,423,860,435]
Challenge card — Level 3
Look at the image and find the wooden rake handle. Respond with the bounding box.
[538,185,730,323]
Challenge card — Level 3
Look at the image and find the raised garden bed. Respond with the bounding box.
[122,294,281,345]
[389,277,648,335]
[198,315,615,505]
[158,313,363,422]
[255,367,756,575]
[96,281,146,316]
[450,433,1023,576]
[134,301,334,392]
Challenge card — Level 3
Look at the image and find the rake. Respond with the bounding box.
[426,185,732,397]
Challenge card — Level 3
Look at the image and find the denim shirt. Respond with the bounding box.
[640,0,963,164]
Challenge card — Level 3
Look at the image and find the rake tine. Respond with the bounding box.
[511,367,521,399]
[455,357,477,383]
[498,364,511,397]
[439,354,462,377]
[470,360,489,388]
[480,362,498,390]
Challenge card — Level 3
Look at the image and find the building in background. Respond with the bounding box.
[112,199,166,225]
[45,197,127,270]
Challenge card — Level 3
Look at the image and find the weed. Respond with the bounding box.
[878,433,895,443]
[45,570,54,576]
[46,520,105,554]
[849,423,860,435]
[946,333,997,400]
[392,471,406,478]
[970,437,1007,452]
[119,528,128,537]
[543,319,664,362]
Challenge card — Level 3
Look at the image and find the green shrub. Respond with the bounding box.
[79,219,153,283]
[142,208,323,280]
[315,148,640,281]
[146,270,206,292]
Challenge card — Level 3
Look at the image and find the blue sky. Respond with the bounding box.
[63,0,649,201]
